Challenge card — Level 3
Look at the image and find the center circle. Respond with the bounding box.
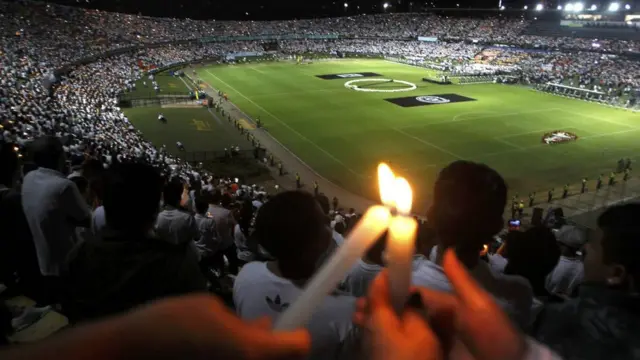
[344,78,417,93]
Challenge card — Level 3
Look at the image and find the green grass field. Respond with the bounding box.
[152,59,639,209]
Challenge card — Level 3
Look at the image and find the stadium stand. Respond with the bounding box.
[1,1,640,359]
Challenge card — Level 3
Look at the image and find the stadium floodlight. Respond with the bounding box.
[383,2,390,9]
[589,4,597,10]
[573,2,584,11]
[500,5,506,10]
[608,2,620,11]
[564,3,574,11]
[557,5,563,9]
[523,5,528,9]
[535,3,544,10]
[344,2,348,7]
[625,3,630,9]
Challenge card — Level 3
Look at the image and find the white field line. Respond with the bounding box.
[397,108,560,130]
[202,69,361,177]
[557,108,637,129]
[250,88,338,99]
[391,128,464,160]
[248,66,268,75]
[493,137,525,150]
[451,111,498,122]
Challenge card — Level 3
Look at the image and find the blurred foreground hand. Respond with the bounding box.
[1,295,310,360]
[354,249,550,360]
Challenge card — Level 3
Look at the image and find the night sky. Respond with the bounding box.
[42,0,638,20]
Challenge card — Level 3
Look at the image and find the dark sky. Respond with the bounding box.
[43,0,637,20]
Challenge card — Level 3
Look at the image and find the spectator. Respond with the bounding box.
[64,163,206,322]
[21,136,91,304]
[193,192,220,261]
[234,198,256,266]
[342,232,386,297]
[546,225,586,297]
[155,178,200,247]
[234,191,355,360]
[207,190,239,273]
[534,203,640,359]
[0,143,41,301]
[502,227,562,323]
[416,160,533,328]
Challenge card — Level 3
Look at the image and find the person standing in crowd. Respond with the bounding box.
[502,227,561,323]
[535,203,640,359]
[342,232,386,297]
[417,160,533,328]
[234,198,258,266]
[155,178,200,249]
[21,136,91,304]
[545,225,586,297]
[193,192,220,266]
[234,191,355,360]
[0,143,42,301]
[64,163,206,322]
[208,190,239,274]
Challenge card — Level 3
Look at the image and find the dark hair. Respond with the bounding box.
[103,163,162,232]
[194,192,209,214]
[30,136,64,170]
[239,198,254,235]
[163,178,183,207]
[315,194,331,215]
[597,203,640,286]
[0,143,19,187]
[252,191,329,279]
[504,227,560,296]
[429,160,507,249]
[70,176,89,195]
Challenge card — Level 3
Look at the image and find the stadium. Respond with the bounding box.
[2,0,640,357]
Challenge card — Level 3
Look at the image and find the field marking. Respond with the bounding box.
[250,88,338,99]
[557,108,637,129]
[391,128,464,160]
[248,66,268,75]
[202,69,361,176]
[492,137,525,150]
[397,108,561,130]
[451,111,497,122]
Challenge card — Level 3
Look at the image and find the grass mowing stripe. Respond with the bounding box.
[202,69,361,176]
[391,127,464,159]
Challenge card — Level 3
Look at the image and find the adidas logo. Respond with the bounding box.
[266,295,290,313]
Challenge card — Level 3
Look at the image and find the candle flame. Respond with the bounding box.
[378,163,396,207]
[378,163,413,215]
[394,177,413,215]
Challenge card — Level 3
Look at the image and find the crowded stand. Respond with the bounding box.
[1,0,640,359]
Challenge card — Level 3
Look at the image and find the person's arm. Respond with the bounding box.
[62,182,91,228]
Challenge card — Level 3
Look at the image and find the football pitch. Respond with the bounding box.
[191,59,640,207]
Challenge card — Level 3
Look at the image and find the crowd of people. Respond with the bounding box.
[1,1,640,359]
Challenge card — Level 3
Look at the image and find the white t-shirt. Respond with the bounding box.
[343,259,383,297]
[234,262,356,360]
[416,247,533,328]
[545,256,584,296]
[488,253,508,273]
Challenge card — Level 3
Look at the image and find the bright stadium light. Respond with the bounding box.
[564,3,574,11]
[574,2,584,11]
[589,4,597,10]
[524,5,528,9]
[344,2,348,7]
[500,5,506,10]
[535,3,544,10]
[383,2,390,9]
[608,2,620,11]
[557,4,563,9]
[625,3,631,9]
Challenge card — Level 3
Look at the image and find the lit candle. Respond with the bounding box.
[274,205,391,330]
[386,177,418,314]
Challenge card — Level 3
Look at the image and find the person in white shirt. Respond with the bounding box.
[234,191,356,360]
[546,225,586,297]
[342,233,385,297]
[415,161,533,329]
[234,199,257,265]
[193,193,220,260]
[155,179,200,258]
[21,136,91,289]
[207,191,239,273]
